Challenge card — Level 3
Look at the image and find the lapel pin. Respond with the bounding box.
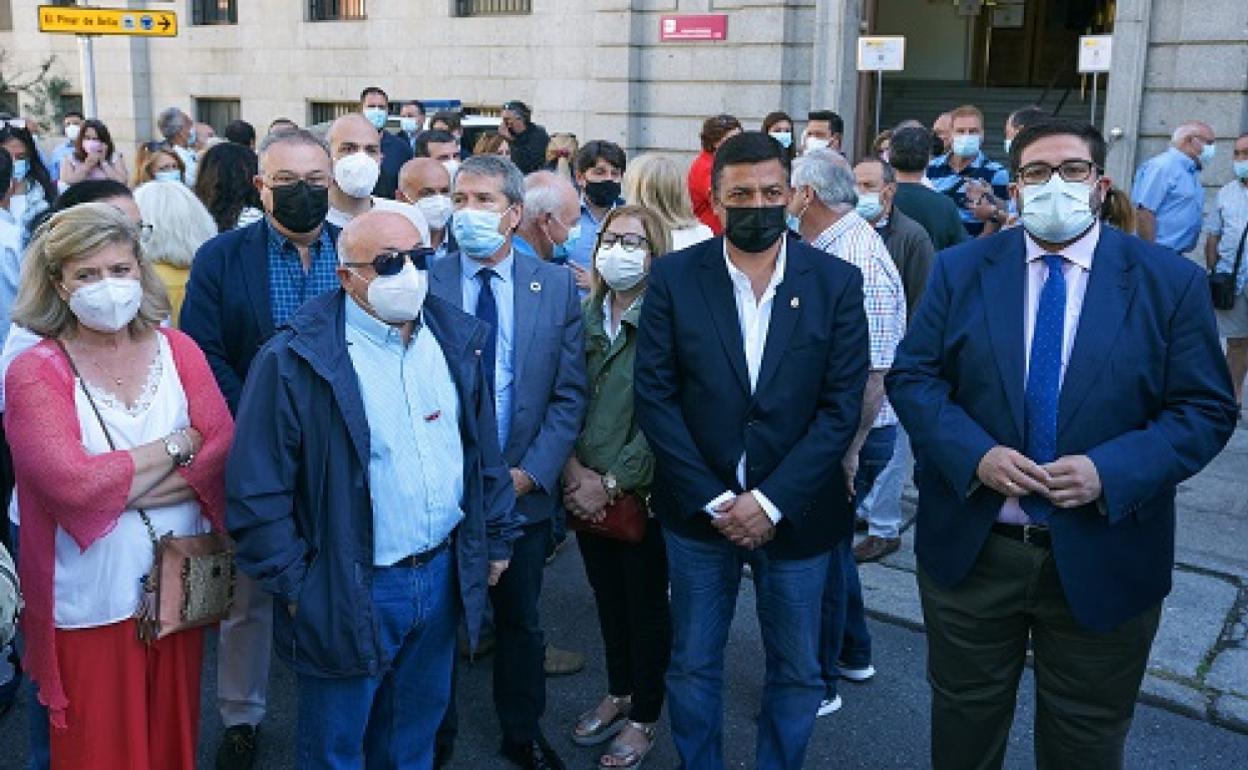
[530,281,542,293]
[790,296,800,309]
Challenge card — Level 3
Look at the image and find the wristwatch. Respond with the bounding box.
[164,431,195,468]
[602,472,620,500]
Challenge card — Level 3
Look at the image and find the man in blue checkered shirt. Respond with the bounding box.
[927,104,1011,238]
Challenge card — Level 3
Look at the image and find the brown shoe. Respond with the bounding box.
[545,644,586,676]
[853,535,900,563]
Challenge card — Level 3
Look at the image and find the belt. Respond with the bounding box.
[386,538,450,569]
[990,522,1052,549]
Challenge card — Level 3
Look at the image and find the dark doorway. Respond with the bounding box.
[975,0,1114,88]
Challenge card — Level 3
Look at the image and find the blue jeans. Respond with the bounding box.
[820,424,896,699]
[8,523,51,770]
[295,547,456,770]
[665,527,829,770]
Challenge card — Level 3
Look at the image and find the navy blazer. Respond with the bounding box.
[634,236,870,560]
[428,248,589,526]
[226,290,519,677]
[375,130,413,200]
[180,219,341,414]
[887,225,1237,632]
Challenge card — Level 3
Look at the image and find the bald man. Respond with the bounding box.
[325,113,431,245]
[398,157,454,257]
[228,210,520,768]
[514,170,582,263]
[1132,120,1216,253]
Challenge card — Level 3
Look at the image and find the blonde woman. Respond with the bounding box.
[132,182,218,325]
[133,142,186,187]
[622,153,713,252]
[4,202,231,769]
[545,132,579,186]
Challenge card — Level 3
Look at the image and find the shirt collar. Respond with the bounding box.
[265,217,330,256]
[1024,221,1100,271]
[815,209,869,248]
[344,292,407,347]
[461,249,515,285]
[1166,146,1198,173]
[722,235,788,294]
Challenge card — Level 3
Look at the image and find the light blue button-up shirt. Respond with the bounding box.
[460,252,516,452]
[344,298,464,566]
[1204,178,1248,295]
[1132,146,1205,253]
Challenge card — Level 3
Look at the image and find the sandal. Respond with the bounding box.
[572,694,631,746]
[599,720,657,769]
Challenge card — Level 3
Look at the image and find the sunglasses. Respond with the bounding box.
[343,247,433,276]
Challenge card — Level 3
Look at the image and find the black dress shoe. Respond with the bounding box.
[500,737,567,770]
[216,724,259,770]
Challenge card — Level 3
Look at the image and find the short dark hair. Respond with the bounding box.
[360,86,388,104]
[808,110,844,135]
[502,100,531,123]
[888,125,932,173]
[268,117,297,133]
[0,147,12,193]
[415,130,457,157]
[711,131,790,193]
[859,155,897,185]
[575,140,627,175]
[1008,118,1107,176]
[430,110,461,132]
[1007,106,1049,132]
[63,110,84,121]
[225,119,256,146]
[403,100,426,115]
[51,179,132,212]
[699,114,742,154]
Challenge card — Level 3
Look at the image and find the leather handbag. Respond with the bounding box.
[568,491,648,544]
[1210,223,1248,311]
[58,341,235,644]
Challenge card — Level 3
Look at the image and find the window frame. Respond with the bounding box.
[191,0,238,26]
[307,0,366,22]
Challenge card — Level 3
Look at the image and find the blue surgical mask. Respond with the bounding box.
[1200,140,1217,166]
[364,107,388,131]
[770,131,793,149]
[855,192,884,222]
[187,126,198,147]
[12,159,29,182]
[952,134,982,158]
[451,207,509,260]
[786,212,802,233]
[1020,176,1095,244]
[1234,159,1248,181]
[154,169,182,183]
[552,221,581,262]
[399,116,419,134]
[1003,138,1013,155]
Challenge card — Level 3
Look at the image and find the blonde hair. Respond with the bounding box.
[11,202,171,338]
[133,145,184,186]
[622,153,699,232]
[133,181,219,268]
[589,205,673,297]
[545,133,579,182]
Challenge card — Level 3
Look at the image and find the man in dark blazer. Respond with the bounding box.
[181,128,341,770]
[360,86,412,200]
[887,119,1238,770]
[428,154,588,770]
[634,132,869,770]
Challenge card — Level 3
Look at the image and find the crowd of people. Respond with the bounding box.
[0,81,1242,770]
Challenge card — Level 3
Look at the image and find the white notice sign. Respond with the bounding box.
[857,36,906,72]
[1077,35,1113,73]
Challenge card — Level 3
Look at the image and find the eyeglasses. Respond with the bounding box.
[267,173,331,188]
[343,247,433,276]
[137,221,154,239]
[1017,159,1099,186]
[599,232,649,252]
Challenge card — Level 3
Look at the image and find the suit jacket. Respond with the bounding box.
[634,236,870,560]
[180,218,342,413]
[428,248,589,526]
[887,225,1237,632]
[375,130,413,200]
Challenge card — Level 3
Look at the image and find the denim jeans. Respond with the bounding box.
[821,425,896,700]
[9,523,52,770]
[295,547,455,770]
[856,422,913,539]
[664,527,829,770]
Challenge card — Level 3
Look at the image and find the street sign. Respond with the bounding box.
[1077,35,1113,73]
[857,36,905,72]
[659,14,728,42]
[37,5,178,37]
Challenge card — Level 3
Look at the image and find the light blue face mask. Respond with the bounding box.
[552,221,581,262]
[187,126,198,147]
[12,159,29,182]
[1234,159,1248,181]
[855,192,884,222]
[451,207,509,260]
[770,131,793,149]
[364,107,388,131]
[952,133,982,158]
[1199,140,1217,166]
[154,169,182,183]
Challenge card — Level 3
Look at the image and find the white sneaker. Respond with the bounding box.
[816,695,843,717]
[839,663,876,683]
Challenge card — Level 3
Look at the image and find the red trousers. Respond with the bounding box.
[50,620,204,770]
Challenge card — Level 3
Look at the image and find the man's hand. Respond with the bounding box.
[488,560,510,586]
[510,468,535,497]
[1042,455,1102,508]
[842,451,860,501]
[564,470,609,522]
[976,446,1052,498]
[712,493,776,549]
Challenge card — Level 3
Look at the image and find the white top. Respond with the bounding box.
[671,223,714,252]
[54,334,207,628]
[3,324,42,527]
[326,197,431,246]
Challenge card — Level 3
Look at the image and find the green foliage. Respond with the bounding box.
[0,50,67,129]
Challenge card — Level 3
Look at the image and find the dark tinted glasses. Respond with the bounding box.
[343,247,433,276]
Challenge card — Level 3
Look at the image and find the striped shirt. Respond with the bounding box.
[926,151,1010,237]
[812,212,906,427]
[265,220,339,327]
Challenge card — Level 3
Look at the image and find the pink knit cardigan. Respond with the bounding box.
[3,329,233,729]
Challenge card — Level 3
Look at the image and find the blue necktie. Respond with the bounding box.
[475,268,498,395]
[1021,254,1066,524]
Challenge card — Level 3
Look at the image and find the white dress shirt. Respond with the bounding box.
[704,238,788,524]
[999,222,1099,525]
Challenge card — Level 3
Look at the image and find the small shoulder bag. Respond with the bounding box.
[1210,223,1248,311]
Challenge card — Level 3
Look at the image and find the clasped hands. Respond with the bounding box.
[562,457,611,523]
[712,492,775,550]
[976,446,1102,509]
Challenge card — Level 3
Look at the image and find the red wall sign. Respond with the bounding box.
[659,14,728,42]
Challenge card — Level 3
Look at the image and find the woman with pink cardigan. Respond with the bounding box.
[3,202,232,770]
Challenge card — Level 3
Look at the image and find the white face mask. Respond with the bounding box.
[595,243,648,292]
[442,159,460,179]
[1019,177,1097,244]
[804,136,831,153]
[334,151,381,199]
[64,124,81,142]
[363,262,428,323]
[67,278,143,333]
[416,194,453,230]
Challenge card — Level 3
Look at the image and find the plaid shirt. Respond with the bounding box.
[812,212,906,427]
[265,220,339,327]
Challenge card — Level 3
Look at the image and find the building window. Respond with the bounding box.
[193,0,237,25]
[454,0,531,16]
[308,0,365,21]
[0,92,19,116]
[60,94,83,118]
[308,101,358,126]
[196,97,241,134]
[0,1,12,32]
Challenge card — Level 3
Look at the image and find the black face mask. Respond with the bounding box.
[269,181,329,234]
[723,205,787,253]
[584,179,621,208]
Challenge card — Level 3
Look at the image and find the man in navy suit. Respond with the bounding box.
[428,154,588,770]
[181,128,341,770]
[887,119,1238,770]
[634,132,869,770]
